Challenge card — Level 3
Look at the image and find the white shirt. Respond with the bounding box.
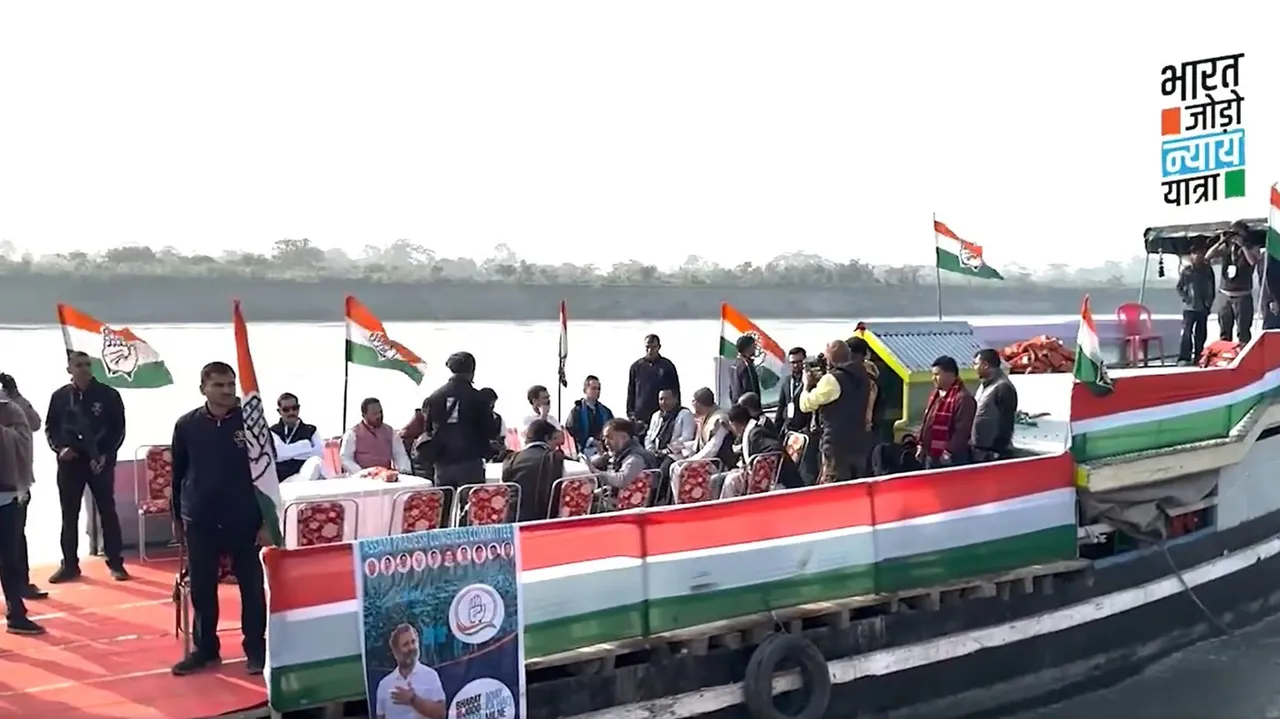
[375,662,446,719]
[339,425,413,475]
[272,422,324,464]
[519,411,561,448]
[644,407,697,455]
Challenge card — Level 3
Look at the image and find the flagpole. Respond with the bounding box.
[933,212,943,320]
[557,299,567,420]
[341,353,350,431]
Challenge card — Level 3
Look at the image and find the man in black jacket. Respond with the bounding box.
[45,351,129,583]
[728,335,761,405]
[424,352,499,488]
[626,334,680,434]
[772,347,809,433]
[502,419,566,522]
[169,361,267,677]
[1176,247,1215,364]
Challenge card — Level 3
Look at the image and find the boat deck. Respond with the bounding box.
[0,554,267,718]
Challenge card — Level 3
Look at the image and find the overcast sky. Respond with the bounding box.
[0,1,1273,269]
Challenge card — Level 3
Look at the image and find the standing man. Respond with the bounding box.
[0,392,45,634]
[1176,248,1215,364]
[1206,221,1260,345]
[917,356,977,469]
[772,348,809,434]
[0,373,46,599]
[971,349,1019,462]
[728,335,761,405]
[424,352,499,488]
[169,361,267,676]
[799,340,872,483]
[626,334,680,435]
[45,350,129,583]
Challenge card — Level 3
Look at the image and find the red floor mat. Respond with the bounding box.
[0,560,266,718]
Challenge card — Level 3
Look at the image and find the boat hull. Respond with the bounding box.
[547,490,1280,719]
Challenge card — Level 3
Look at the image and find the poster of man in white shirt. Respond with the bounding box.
[375,623,447,719]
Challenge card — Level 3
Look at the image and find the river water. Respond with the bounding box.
[1011,614,1280,718]
[1,314,1259,716]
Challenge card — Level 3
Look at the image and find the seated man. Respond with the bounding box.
[687,388,736,466]
[519,385,561,449]
[669,387,738,501]
[271,392,328,482]
[339,397,412,474]
[971,348,1018,461]
[644,388,696,457]
[644,388,696,502]
[564,375,614,457]
[737,392,777,436]
[502,419,567,522]
[589,418,659,506]
[718,402,801,498]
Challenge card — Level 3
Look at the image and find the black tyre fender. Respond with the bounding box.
[743,632,832,719]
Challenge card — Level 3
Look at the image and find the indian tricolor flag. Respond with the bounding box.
[345,295,426,385]
[233,300,283,547]
[56,303,173,389]
[1073,295,1113,397]
[935,220,1003,280]
[719,303,786,400]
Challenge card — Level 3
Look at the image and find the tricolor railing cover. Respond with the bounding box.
[262,452,1078,712]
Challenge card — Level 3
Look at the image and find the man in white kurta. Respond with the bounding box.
[376,624,447,719]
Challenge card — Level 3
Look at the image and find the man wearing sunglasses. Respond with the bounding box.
[270,393,327,482]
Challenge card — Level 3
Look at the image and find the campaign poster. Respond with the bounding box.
[354,525,525,719]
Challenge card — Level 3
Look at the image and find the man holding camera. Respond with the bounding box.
[798,339,873,483]
[45,351,129,583]
[1206,220,1262,345]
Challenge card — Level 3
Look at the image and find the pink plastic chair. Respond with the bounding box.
[1115,302,1164,366]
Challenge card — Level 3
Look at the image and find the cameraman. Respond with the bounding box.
[1206,220,1261,345]
[45,351,129,583]
[799,340,873,482]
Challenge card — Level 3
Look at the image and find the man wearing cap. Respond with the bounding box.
[1206,220,1261,345]
[423,352,500,488]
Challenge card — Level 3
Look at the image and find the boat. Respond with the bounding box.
[247,305,1280,718]
[49,224,1275,719]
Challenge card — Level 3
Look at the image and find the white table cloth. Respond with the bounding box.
[484,459,593,482]
[279,473,433,546]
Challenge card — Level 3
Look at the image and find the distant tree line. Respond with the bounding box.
[0,238,1165,287]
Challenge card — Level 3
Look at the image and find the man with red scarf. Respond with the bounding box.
[916,356,977,469]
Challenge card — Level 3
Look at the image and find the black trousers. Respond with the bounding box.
[185,520,266,659]
[797,431,821,486]
[1179,310,1209,363]
[57,460,124,566]
[0,499,28,621]
[16,495,30,586]
[433,459,485,489]
[1218,294,1254,345]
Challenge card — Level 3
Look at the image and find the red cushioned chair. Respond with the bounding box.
[1116,302,1164,367]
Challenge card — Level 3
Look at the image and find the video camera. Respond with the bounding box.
[804,354,827,373]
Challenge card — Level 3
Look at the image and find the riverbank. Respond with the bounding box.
[0,274,1175,324]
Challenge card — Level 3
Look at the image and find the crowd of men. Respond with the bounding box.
[0,333,1022,685]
